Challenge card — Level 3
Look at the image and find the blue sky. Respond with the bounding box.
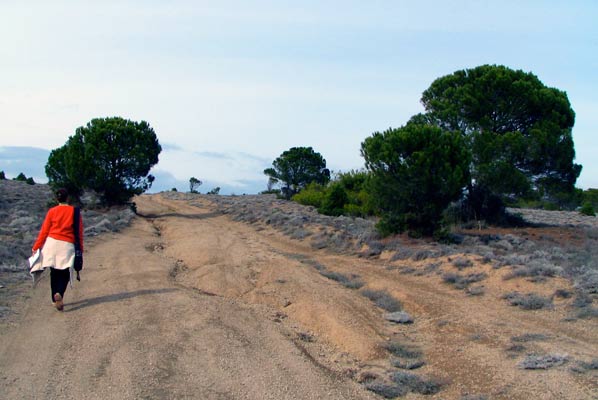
[1,0,597,193]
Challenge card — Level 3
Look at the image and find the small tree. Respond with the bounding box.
[13,172,27,182]
[207,187,220,195]
[46,117,161,204]
[361,124,470,236]
[189,177,202,193]
[11,172,35,185]
[264,146,330,199]
[0,171,6,180]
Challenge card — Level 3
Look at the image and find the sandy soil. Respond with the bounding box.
[1,193,596,399]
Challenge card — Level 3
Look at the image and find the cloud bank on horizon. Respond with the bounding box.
[1,1,597,191]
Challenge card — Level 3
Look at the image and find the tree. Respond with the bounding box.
[417,65,581,216]
[0,171,5,180]
[207,187,220,195]
[12,172,35,185]
[46,117,161,204]
[189,177,202,193]
[13,172,27,182]
[264,147,330,199]
[319,182,349,216]
[361,124,470,236]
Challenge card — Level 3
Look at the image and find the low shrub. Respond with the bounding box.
[361,289,402,312]
[390,371,443,395]
[453,257,473,270]
[297,332,315,342]
[506,344,526,353]
[383,342,422,359]
[554,289,573,298]
[503,292,553,310]
[503,261,562,280]
[442,272,487,290]
[577,307,598,319]
[465,286,485,296]
[572,291,593,308]
[319,270,364,289]
[575,271,598,294]
[519,353,568,369]
[364,382,407,398]
[572,358,598,373]
[391,359,425,370]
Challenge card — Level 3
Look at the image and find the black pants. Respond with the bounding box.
[50,268,70,302]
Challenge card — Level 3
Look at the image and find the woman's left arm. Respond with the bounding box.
[32,208,53,252]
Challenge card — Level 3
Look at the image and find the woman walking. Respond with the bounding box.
[32,188,84,311]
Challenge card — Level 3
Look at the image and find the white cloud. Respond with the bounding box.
[155,148,270,190]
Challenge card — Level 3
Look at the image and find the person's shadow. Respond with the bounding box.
[64,288,178,312]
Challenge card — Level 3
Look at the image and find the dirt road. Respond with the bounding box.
[1,194,596,399]
[0,195,376,400]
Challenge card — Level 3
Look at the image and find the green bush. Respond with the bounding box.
[292,170,374,219]
[583,189,598,208]
[580,202,596,216]
[292,182,326,208]
[319,182,348,216]
[343,203,364,217]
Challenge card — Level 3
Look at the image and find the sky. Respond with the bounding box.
[1,0,597,194]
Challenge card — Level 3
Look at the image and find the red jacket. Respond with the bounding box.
[33,205,84,252]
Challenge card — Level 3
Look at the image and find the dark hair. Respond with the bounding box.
[56,188,68,203]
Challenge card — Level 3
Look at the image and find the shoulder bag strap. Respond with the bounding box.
[73,206,81,251]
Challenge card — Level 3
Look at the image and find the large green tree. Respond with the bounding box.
[264,146,330,199]
[361,124,470,236]
[416,65,581,213]
[46,117,161,204]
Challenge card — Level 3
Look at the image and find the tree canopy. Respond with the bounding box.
[361,124,470,236]
[264,147,330,199]
[189,177,202,193]
[46,117,161,204]
[416,65,581,207]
